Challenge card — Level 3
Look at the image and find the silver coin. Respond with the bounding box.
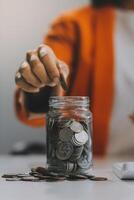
[2,174,19,178]
[81,148,92,168]
[21,177,41,182]
[90,176,108,181]
[70,121,83,133]
[59,128,73,142]
[6,178,21,181]
[66,162,74,172]
[17,174,32,178]
[72,136,81,146]
[56,142,74,160]
[75,130,88,145]
[70,146,83,161]
[77,154,90,169]
[67,174,88,180]
[72,131,88,146]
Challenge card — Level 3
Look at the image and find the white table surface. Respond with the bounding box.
[0,155,134,200]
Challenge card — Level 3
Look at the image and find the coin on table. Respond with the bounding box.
[2,173,30,179]
[31,168,38,173]
[81,174,95,179]
[59,128,73,142]
[17,174,33,178]
[90,176,108,181]
[32,173,54,180]
[72,130,88,146]
[45,177,65,182]
[2,174,18,178]
[67,174,88,181]
[77,154,90,169]
[6,177,21,181]
[56,142,74,160]
[20,177,41,182]
[33,167,49,176]
[70,121,83,133]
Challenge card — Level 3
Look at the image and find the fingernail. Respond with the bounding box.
[48,82,56,87]
[30,55,38,61]
[21,61,28,69]
[53,77,60,85]
[39,48,48,57]
[47,77,60,87]
[40,83,45,88]
[16,72,21,79]
[39,44,44,48]
[33,89,40,93]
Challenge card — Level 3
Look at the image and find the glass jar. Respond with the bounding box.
[46,96,93,175]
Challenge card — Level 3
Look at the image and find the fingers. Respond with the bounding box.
[26,51,50,85]
[38,45,60,85]
[19,61,44,88]
[15,72,39,93]
[15,44,69,93]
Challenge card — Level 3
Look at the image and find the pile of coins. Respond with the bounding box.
[2,167,108,182]
[47,118,92,174]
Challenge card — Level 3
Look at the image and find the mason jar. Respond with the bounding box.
[46,96,93,175]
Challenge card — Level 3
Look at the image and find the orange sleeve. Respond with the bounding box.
[14,15,77,127]
[44,15,77,67]
[14,88,45,127]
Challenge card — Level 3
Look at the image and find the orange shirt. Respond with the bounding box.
[15,5,115,155]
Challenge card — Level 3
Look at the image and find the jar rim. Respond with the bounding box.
[49,96,90,108]
[49,96,89,100]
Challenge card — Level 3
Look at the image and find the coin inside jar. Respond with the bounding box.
[56,142,74,160]
[70,121,83,133]
[66,162,75,172]
[72,130,88,146]
[59,127,73,142]
[70,146,83,161]
[77,154,90,169]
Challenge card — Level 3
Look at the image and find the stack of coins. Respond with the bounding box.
[47,118,92,174]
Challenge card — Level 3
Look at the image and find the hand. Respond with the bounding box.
[15,44,69,93]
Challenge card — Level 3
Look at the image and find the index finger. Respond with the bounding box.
[38,45,60,84]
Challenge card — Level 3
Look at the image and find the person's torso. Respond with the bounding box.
[108,9,134,155]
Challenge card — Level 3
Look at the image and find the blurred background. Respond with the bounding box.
[0,0,88,154]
